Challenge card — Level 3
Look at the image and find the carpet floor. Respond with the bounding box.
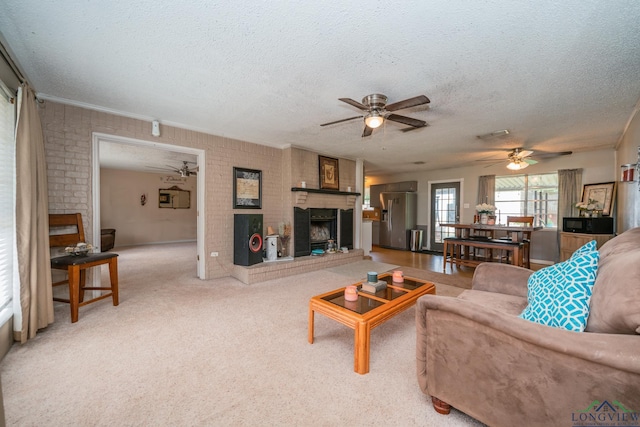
[1,243,482,426]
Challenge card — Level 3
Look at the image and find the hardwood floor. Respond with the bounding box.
[368,246,475,281]
[368,245,544,281]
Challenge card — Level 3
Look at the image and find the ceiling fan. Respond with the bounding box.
[320,93,430,137]
[478,148,573,170]
[147,160,198,177]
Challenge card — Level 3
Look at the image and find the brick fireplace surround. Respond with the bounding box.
[231,190,362,284]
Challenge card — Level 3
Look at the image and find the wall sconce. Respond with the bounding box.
[620,164,637,182]
[151,120,160,137]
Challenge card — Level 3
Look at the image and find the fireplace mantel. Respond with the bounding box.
[291,187,360,206]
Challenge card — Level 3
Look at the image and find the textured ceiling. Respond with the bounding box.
[1,1,640,174]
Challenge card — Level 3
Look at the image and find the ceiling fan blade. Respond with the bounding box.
[320,116,362,127]
[524,159,538,165]
[516,150,534,158]
[484,161,504,168]
[530,150,573,159]
[338,98,368,110]
[475,158,506,162]
[362,126,374,137]
[386,114,427,128]
[385,95,430,112]
[400,124,428,132]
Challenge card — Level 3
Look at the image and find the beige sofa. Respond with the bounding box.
[416,227,640,427]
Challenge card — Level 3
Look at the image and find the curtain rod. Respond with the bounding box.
[0,39,26,84]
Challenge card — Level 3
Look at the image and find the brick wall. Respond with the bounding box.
[39,101,356,279]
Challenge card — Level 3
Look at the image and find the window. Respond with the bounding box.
[0,80,16,326]
[495,172,558,227]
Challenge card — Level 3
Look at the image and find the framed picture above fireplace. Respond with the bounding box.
[319,155,339,190]
[233,167,262,209]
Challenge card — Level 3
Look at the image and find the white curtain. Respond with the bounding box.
[14,84,53,342]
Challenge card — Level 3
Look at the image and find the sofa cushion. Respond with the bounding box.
[457,289,527,315]
[597,227,640,263]
[585,248,640,334]
[519,244,599,332]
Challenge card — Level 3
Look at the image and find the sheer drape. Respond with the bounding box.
[477,175,495,205]
[14,84,53,342]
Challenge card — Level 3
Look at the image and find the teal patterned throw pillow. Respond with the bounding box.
[571,239,597,258]
[519,241,599,332]
[519,263,563,326]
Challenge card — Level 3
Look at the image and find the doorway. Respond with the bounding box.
[429,181,461,252]
[91,133,206,279]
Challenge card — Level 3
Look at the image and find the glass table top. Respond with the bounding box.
[320,274,431,315]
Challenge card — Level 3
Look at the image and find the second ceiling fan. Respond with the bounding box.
[320,93,430,137]
[148,160,198,177]
[479,148,573,170]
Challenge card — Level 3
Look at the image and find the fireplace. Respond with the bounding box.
[294,207,352,257]
[309,209,337,251]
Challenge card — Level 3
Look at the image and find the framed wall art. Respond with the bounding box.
[233,167,262,209]
[319,155,339,190]
[581,181,616,216]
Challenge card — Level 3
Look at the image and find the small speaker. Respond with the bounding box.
[234,214,263,266]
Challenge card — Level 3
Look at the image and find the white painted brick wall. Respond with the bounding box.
[40,101,356,279]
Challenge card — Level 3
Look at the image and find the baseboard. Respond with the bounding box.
[420,250,443,255]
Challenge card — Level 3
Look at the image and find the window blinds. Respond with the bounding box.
[0,81,16,325]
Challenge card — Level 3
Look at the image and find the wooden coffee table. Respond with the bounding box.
[308,273,435,374]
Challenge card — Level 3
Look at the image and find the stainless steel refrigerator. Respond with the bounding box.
[379,192,417,250]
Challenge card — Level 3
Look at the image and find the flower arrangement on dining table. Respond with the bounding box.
[475,203,496,214]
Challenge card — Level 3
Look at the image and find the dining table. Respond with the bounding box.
[439,222,543,270]
[439,223,543,243]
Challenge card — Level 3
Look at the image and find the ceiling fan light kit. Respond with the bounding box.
[507,160,529,170]
[321,93,430,137]
[364,111,384,129]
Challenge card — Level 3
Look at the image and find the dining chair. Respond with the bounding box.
[49,213,119,323]
[500,216,534,268]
